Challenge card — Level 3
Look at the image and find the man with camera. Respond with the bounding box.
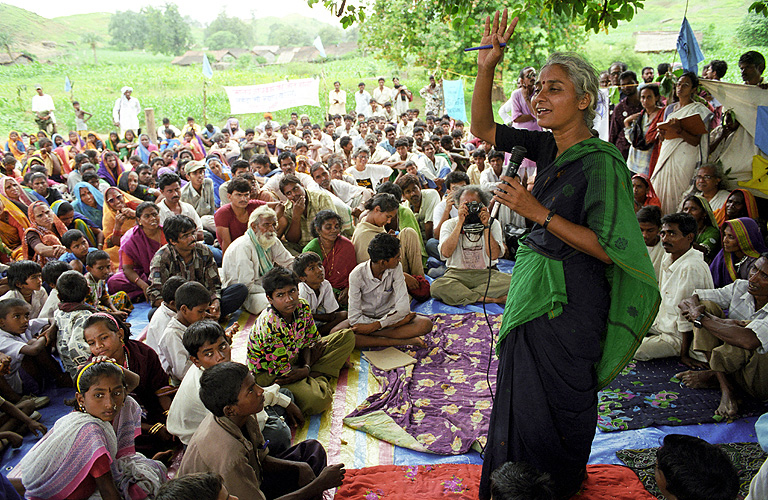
[430,185,511,306]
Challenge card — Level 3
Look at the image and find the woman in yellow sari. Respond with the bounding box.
[4,131,26,161]
[102,187,141,268]
[0,194,30,261]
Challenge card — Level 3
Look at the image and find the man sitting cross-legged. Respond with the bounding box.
[246,266,355,416]
[178,361,345,500]
[343,233,432,348]
[634,213,713,366]
[677,252,768,418]
[430,185,510,306]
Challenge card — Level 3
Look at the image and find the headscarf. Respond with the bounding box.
[5,131,26,161]
[22,154,44,176]
[710,217,768,287]
[225,118,239,135]
[136,134,158,164]
[0,194,30,251]
[22,201,67,265]
[65,134,85,149]
[714,189,759,226]
[98,150,125,187]
[117,171,152,201]
[52,199,98,248]
[106,133,120,153]
[691,194,719,230]
[632,174,661,208]
[51,133,65,148]
[205,156,230,207]
[72,181,105,230]
[102,187,141,266]
[1,177,37,210]
[85,133,103,151]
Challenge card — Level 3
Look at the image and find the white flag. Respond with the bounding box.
[313,36,327,58]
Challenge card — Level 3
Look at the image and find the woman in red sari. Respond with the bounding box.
[303,210,356,306]
[181,131,205,161]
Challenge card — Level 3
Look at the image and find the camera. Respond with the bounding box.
[463,201,485,234]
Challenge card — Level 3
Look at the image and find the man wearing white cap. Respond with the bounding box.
[31,85,56,134]
[112,86,141,136]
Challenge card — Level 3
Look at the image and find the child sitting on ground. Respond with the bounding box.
[0,261,48,320]
[156,281,211,385]
[83,312,177,456]
[39,261,71,320]
[489,462,555,500]
[247,266,355,416]
[54,270,97,377]
[293,252,347,336]
[655,434,738,500]
[178,361,345,499]
[84,250,131,321]
[145,276,186,351]
[345,233,432,348]
[167,320,303,454]
[0,298,71,400]
[59,229,96,274]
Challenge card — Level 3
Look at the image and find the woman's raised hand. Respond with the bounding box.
[477,9,519,71]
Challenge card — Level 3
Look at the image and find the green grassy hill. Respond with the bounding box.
[0,4,109,46]
[52,13,112,41]
[583,0,756,78]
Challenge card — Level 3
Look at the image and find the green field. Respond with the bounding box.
[0,0,765,139]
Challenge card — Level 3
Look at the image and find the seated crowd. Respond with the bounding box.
[0,50,767,499]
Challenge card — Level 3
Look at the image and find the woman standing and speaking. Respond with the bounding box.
[471,11,660,499]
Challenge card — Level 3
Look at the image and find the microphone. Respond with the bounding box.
[490,145,527,220]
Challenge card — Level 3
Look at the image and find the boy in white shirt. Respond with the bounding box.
[293,252,346,336]
[166,320,303,453]
[144,276,186,351]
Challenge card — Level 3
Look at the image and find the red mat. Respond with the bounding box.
[334,463,657,499]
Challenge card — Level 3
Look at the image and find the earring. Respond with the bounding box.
[78,404,86,412]
[112,404,117,410]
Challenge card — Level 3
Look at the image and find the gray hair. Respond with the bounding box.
[211,133,225,142]
[248,204,276,227]
[453,185,491,207]
[540,52,599,129]
[352,146,370,159]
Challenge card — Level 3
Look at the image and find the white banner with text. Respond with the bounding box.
[223,78,320,114]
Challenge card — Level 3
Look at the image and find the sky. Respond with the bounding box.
[1,0,341,24]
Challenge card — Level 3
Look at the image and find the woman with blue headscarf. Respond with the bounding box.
[72,182,105,230]
[205,154,230,207]
[136,134,158,164]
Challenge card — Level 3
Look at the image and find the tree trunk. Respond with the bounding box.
[91,45,98,65]
[491,68,505,102]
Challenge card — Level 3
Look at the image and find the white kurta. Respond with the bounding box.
[221,234,294,315]
[112,96,142,135]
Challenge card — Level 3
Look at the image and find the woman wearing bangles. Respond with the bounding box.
[471,11,660,499]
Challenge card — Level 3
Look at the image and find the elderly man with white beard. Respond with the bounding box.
[222,205,294,315]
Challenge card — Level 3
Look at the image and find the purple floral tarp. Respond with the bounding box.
[344,313,499,455]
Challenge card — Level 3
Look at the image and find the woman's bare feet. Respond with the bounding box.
[406,336,427,348]
[675,370,718,389]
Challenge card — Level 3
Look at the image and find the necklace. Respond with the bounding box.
[320,238,337,274]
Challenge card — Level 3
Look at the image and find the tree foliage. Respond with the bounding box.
[207,31,239,50]
[359,0,587,76]
[81,33,101,65]
[108,4,191,56]
[108,10,148,51]
[205,13,254,48]
[737,11,768,47]
[749,0,768,16]
[310,0,644,33]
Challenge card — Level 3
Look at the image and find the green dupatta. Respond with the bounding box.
[498,138,661,389]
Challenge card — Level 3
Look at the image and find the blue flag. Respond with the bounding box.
[756,106,768,155]
[442,79,467,122]
[64,76,72,92]
[677,17,705,74]
[202,54,213,79]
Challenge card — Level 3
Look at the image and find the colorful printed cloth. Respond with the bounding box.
[598,357,768,432]
[617,442,767,499]
[247,300,320,376]
[345,313,498,455]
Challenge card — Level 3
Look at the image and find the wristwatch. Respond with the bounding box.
[692,313,706,329]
